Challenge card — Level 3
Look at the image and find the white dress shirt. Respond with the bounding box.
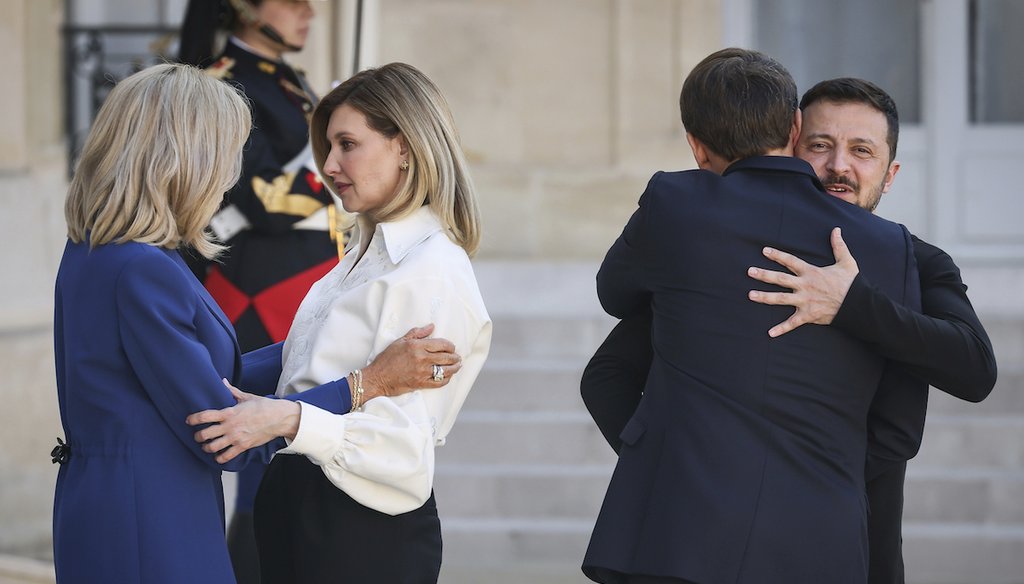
[276,205,491,515]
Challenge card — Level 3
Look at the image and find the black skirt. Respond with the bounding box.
[254,454,442,584]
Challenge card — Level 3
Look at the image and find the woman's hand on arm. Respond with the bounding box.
[361,323,462,402]
[186,380,301,464]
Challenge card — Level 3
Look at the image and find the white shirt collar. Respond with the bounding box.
[354,205,445,265]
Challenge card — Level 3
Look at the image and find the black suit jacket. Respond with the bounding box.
[583,230,996,584]
[836,236,997,584]
[582,157,921,584]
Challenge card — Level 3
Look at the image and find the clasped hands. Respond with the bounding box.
[186,323,461,464]
[747,227,860,337]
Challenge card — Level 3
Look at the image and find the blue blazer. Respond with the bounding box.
[582,157,921,584]
[52,240,349,584]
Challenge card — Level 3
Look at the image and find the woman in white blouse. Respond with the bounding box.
[193,62,491,583]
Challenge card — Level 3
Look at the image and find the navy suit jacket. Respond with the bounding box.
[52,240,350,584]
[582,157,921,584]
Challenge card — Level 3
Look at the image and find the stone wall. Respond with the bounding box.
[0,0,67,559]
[372,0,720,258]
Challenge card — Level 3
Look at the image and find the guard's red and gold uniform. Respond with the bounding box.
[189,38,344,352]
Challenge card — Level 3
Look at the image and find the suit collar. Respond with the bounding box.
[163,248,242,359]
[722,156,825,191]
[225,36,284,75]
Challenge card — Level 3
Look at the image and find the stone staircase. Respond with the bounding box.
[437,261,1024,584]
[436,262,615,583]
[903,316,1024,584]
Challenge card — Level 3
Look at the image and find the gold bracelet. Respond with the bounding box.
[350,369,364,411]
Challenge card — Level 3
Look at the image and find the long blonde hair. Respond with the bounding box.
[65,63,251,259]
[310,63,481,256]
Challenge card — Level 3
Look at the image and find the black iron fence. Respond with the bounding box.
[62,24,179,176]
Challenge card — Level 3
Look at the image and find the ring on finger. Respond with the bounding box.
[432,364,445,383]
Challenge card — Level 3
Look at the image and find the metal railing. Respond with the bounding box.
[62,24,179,176]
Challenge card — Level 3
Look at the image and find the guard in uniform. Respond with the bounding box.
[198,39,344,350]
[179,2,339,582]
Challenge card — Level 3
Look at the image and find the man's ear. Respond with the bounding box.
[788,108,803,150]
[686,133,712,170]
[881,159,901,194]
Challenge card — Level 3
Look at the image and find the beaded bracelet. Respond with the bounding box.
[350,369,365,411]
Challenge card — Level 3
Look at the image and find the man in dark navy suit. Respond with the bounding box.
[581,49,921,584]
[582,78,998,584]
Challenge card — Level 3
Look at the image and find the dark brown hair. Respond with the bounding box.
[679,48,798,161]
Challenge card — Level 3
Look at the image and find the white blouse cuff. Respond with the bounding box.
[278,401,347,465]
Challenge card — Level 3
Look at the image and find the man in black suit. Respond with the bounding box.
[747,78,997,583]
[581,49,921,584]
[582,78,997,584]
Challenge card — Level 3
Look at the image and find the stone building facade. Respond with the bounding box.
[1,1,1021,582]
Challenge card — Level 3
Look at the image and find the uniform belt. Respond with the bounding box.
[209,204,330,242]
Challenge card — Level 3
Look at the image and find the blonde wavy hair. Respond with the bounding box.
[65,62,251,259]
[309,62,481,256]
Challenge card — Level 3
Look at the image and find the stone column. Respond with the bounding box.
[0,0,68,561]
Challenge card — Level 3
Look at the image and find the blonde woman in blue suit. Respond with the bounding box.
[52,63,458,584]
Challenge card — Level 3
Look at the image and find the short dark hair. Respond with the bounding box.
[179,0,267,68]
[679,48,798,161]
[799,78,900,162]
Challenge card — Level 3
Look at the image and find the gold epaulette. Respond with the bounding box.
[205,56,236,80]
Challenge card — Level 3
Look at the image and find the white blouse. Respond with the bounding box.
[275,205,492,515]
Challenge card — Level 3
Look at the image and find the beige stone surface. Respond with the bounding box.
[379,0,615,169]
[368,0,725,259]
[0,554,54,584]
[0,0,66,561]
[613,0,695,173]
[0,159,69,328]
[473,168,542,257]
[472,169,653,259]
[0,329,60,558]
[26,1,63,155]
[535,172,650,258]
[0,0,28,170]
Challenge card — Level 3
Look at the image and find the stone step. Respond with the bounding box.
[469,357,1024,417]
[466,359,588,413]
[434,467,1024,527]
[903,523,1024,584]
[439,412,617,467]
[904,469,1024,525]
[926,367,1024,416]
[439,562,589,584]
[488,314,614,361]
[440,517,591,574]
[434,464,612,520]
[912,416,1024,471]
[438,518,1024,584]
[978,316,1024,368]
[443,412,1024,470]
[0,554,54,584]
